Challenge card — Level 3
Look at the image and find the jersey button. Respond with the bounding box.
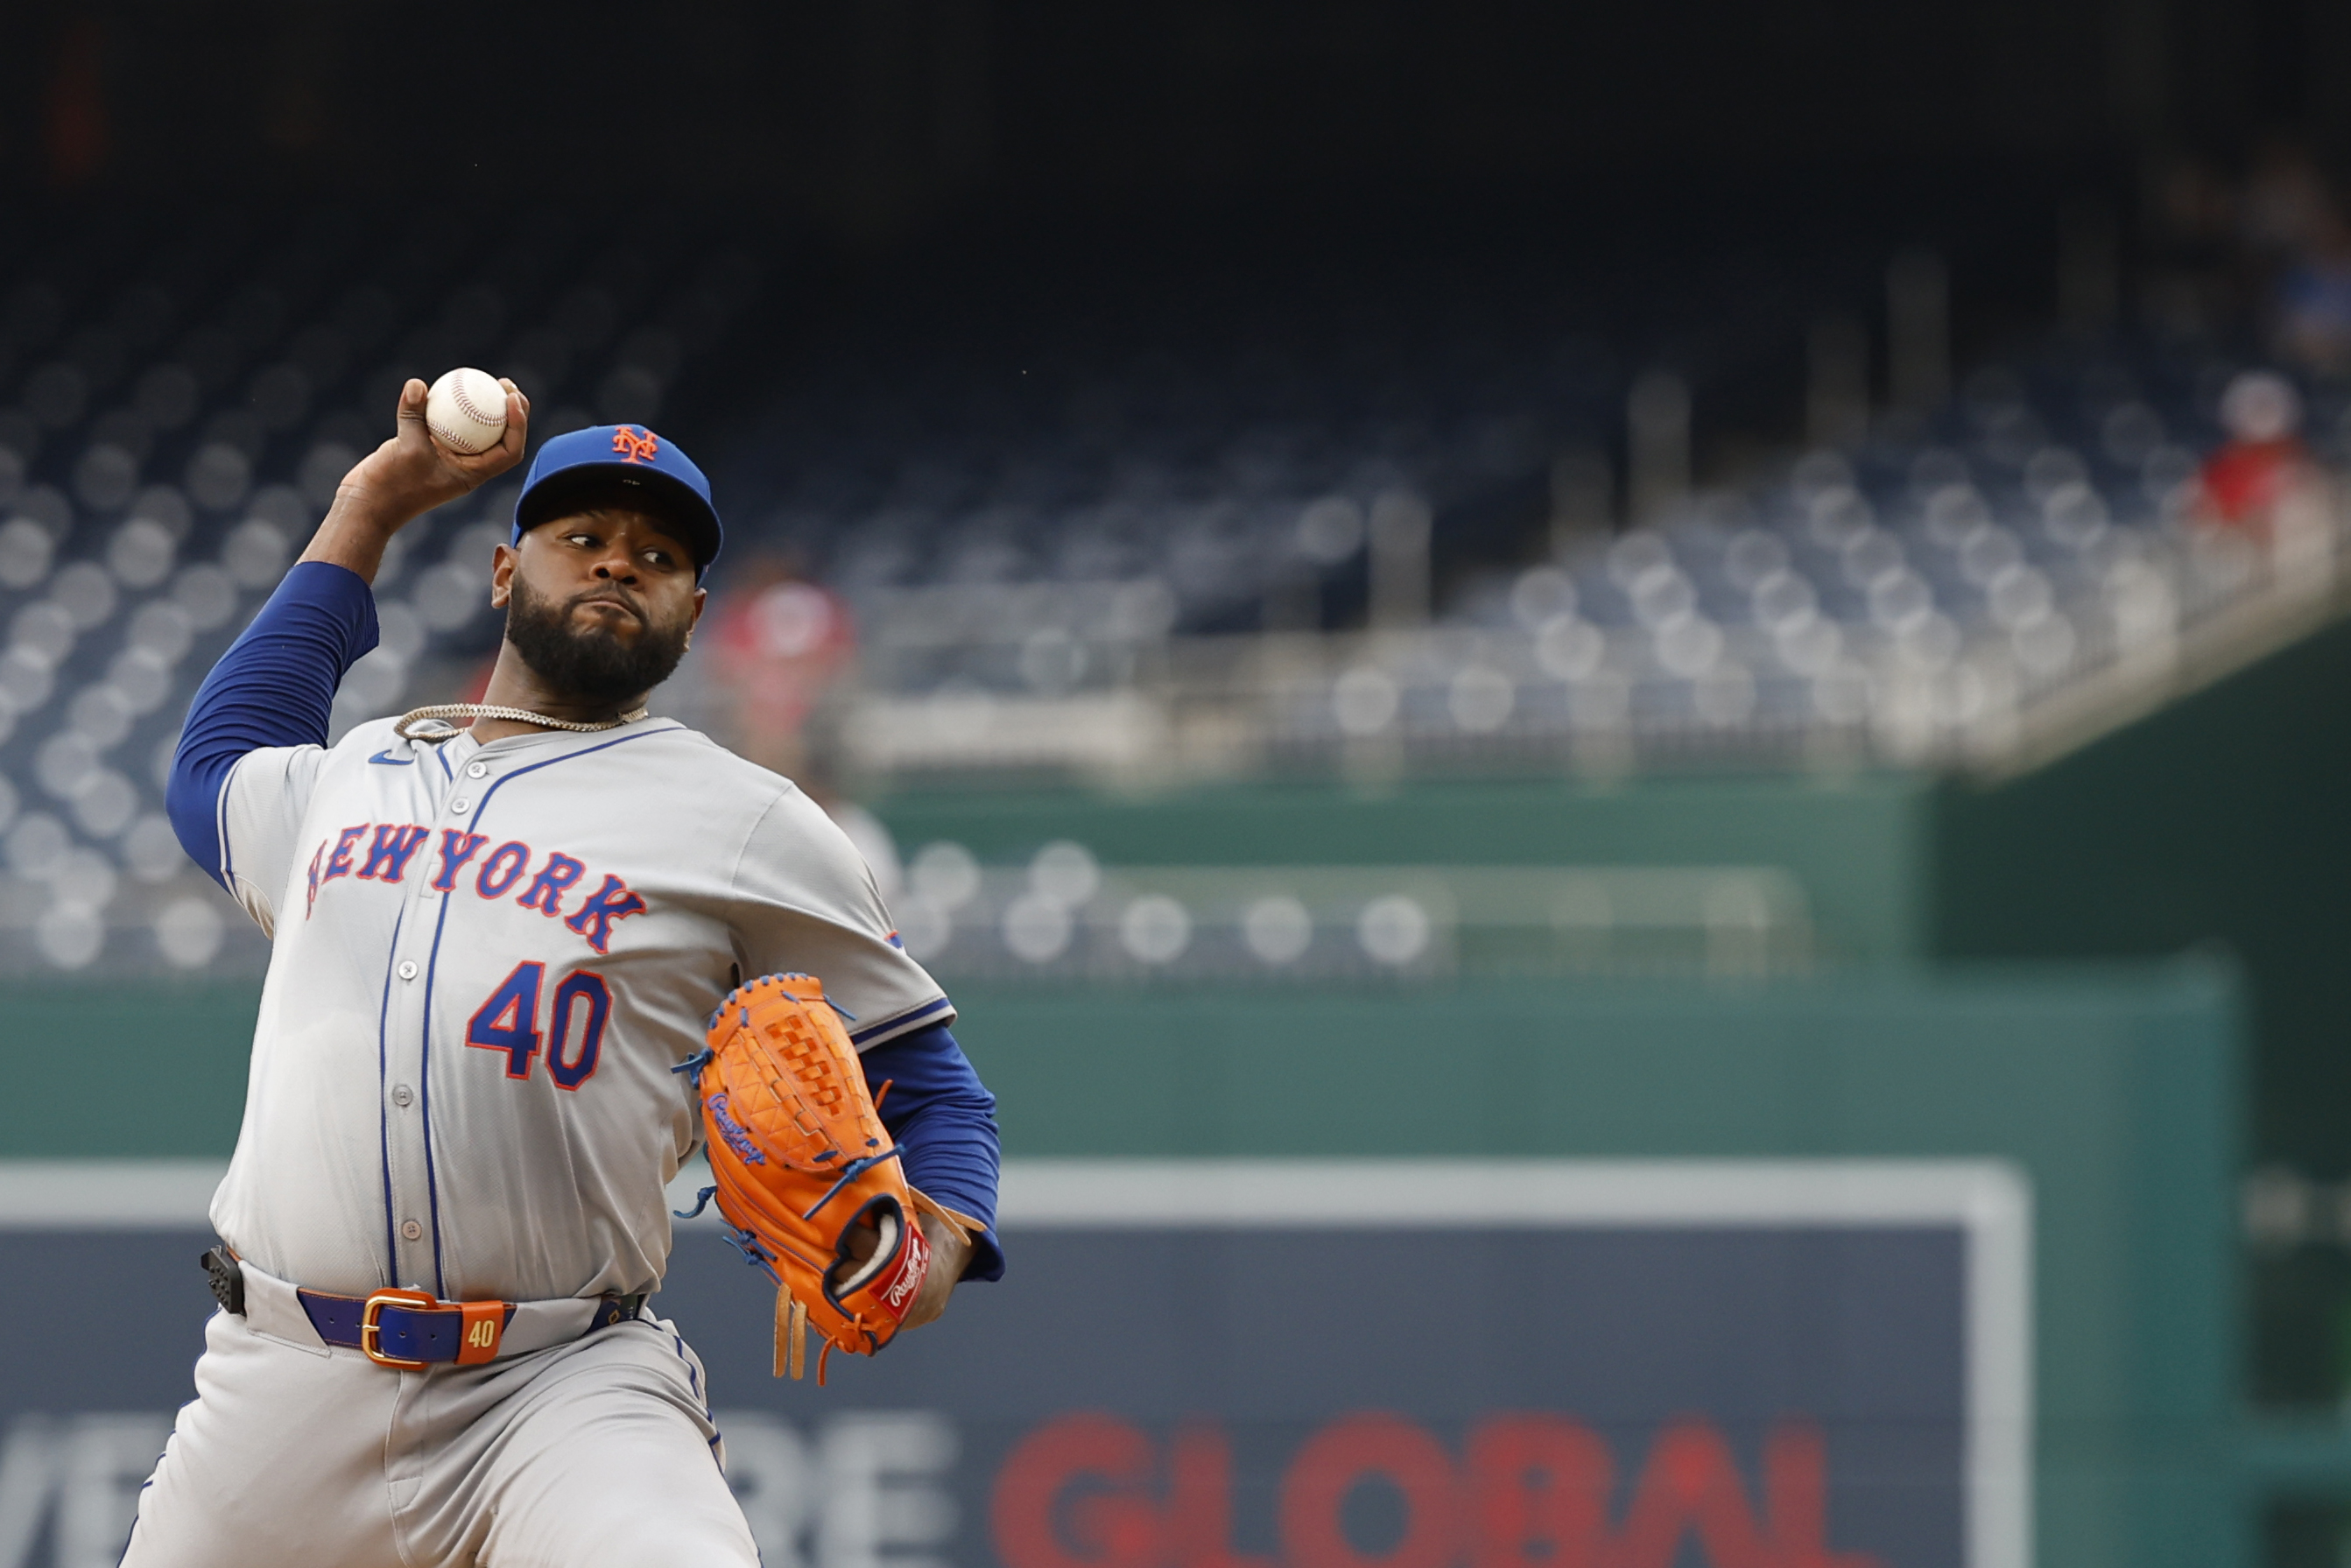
[391,1084,413,1107]
[398,960,419,981]
[467,763,489,778]
[451,798,470,814]
[401,1220,423,1241]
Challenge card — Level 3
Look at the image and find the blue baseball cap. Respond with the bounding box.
[510,424,723,580]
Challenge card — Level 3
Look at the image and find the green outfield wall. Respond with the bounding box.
[876,772,1936,964]
[0,963,2242,1567]
[1937,614,2351,1180]
[1932,615,2351,1437]
[4,980,264,1157]
[948,967,2243,1568]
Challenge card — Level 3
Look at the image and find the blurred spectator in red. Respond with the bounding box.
[708,555,855,777]
[2194,371,2319,537]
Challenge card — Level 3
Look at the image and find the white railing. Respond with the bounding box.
[892,861,1815,982]
[820,493,2351,788]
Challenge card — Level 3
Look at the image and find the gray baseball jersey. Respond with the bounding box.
[205,713,952,1304]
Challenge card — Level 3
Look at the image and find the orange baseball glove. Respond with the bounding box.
[677,972,975,1382]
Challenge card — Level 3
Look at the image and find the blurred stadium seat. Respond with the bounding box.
[1,197,2343,978]
[781,332,2351,786]
[0,207,761,975]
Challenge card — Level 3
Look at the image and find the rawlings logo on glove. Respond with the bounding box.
[677,973,973,1382]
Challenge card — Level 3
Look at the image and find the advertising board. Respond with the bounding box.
[0,1160,2027,1568]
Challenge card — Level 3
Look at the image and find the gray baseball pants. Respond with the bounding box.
[119,1266,758,1567]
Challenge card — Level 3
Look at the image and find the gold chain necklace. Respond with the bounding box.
[392,702,651,743]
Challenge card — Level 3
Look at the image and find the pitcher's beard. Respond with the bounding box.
[503,575,691,711]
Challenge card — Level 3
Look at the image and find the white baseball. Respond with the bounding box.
[425,368,510,455]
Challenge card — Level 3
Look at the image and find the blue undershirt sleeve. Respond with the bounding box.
[165,561,379,887]
[861,1022,1005,1282]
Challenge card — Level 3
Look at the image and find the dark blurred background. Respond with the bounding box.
[0,0,2320,469]
[0,0,2325,540]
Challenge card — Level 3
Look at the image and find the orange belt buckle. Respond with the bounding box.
[360,1290,508,1368]
[359,1288,439,1370]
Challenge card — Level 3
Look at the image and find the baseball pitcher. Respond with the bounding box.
[126,376,1003,1566]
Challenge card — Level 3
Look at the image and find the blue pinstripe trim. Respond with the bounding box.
[415,722,683,1298]
[848,995,953,1047]
[213,755,239,894]
[669,1331,703,1400]
[667,1329,729,1472]
[375,904,407,1286]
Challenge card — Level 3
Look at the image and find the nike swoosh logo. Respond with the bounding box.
[368,750,415,766]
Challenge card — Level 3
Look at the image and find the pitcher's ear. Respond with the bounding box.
[489,540,519,608]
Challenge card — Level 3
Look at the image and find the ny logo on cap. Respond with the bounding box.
[611,426,660,464]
